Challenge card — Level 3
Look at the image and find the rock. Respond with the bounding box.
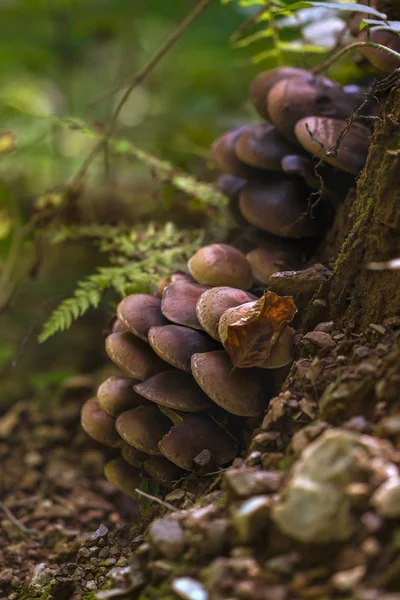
[149,517,185,559]
[224,468,283,498]
[232,496,271,543]
[268,264,331,309]
[272,429,375,543]
[303,331,336,349]
[314,321,334,333]
[30,563,56,590]
[172,577,208,600]
[371,476,400,518]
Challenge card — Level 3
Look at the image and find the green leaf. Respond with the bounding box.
[282,1,387,19]
[361,19,400,32]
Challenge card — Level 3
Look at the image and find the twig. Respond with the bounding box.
[312,41,400,75]
[134,488,178,512]
[0,499,35,535]
[70,0,215,189]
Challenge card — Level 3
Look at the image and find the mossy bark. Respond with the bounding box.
[311,85,400,328]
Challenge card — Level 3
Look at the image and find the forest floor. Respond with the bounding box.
[1,317,400,600]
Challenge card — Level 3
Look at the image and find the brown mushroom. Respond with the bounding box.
[116,405,171,455]
[280,154,320,189]
[133,370,212,412]
[294,117,370,176]
[105,331,167,380]
[191,350,266,416]
[158,409,237,471]
[235,123,301,172]
[196,286,257,341]
[143,456,184,485]
[188,244,253,290]
[161,280,210,329]
[156,272,194,299]
[148,324,218,372]
[104,457,141,498]
[81,397,121,447]
[117,294,168,341]
[120,441,148,467]
[111,318,128,334]
[249,67,311,120]
[267,76,358,143]
[358,29,400,73]
[211,127,264,179]
[239,178,323,238]
[97,375,146,417]
[246,247,297,285]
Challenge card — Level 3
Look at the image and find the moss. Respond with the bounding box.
[12,584,53,600]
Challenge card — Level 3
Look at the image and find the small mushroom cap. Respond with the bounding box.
[235,123,301,172]
[216,174,246,199]
[246,247,297,285]
[143,456,183,485]
[120,441,148,467]
[267,76,357,143]
[211,127,263,179]
[156,272,194,299]
[104,457,141,498]
[148,324,218,372]
[239,178,323,238]
[280,154,320,189]
[249,67,311,120]
[161,280,210,329]
[358,29,400,73]
[116,405,171,455]
[133,370,212,412]
[117,294,168,341]
[191,350,265,417]
[196,287,257,341]
[158,411,237,471]
[266,326,295,369]
[97,376,146,417]
[81,397,121,447]
[294,117,370,175]
[188,244,253,290]
[105,332,167,380]
[111,318,129,334]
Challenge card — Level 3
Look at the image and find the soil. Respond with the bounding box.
[1,315,400,600]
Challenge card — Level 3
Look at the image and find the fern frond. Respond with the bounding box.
[39,223,204,343]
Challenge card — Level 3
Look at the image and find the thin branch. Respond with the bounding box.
[312,41,400,75]
[70,0,215,189]
[134,488,178,512]
[0,500,36,535]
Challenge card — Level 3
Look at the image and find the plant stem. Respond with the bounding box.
[312,41,400,74]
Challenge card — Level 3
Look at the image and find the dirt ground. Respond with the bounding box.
[1,316,400,600]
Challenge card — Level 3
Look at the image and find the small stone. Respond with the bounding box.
[291,422,328,454]
[98,546,110,559]
[303,331,335,349]
[165,489,186,504]
[30,564,57,590]
[371,476,400,517]
[353,346,370,359]
[149,517,185,559]
[369,323,386,335]
[252,431,281,451]
[172,577,208,600]
[314,321,334,333]
[224,468,283,498]
[232,496,271,543]
[331,565,366,591]
[86,580,97,591]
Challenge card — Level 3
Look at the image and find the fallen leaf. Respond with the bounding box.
[218,291,297,368]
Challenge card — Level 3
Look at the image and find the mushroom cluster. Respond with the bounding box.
[81,244,296,495]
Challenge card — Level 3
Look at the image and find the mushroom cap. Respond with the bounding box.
[265,326,295,369]
[97,376,146,417]
[161,280,210,329]
[216,174,246,199]
[133,370,212,412]
[358,29,400,73]
[156,272,194,299]
[111,318,129,334]
[246,247,297,285]
[280,154,320,189]
[249,67,311,120]
[120,441,148,467]
[211,127,264,179]
[81,397,121,447]
[239,178,323,238]
[267,76,357,143]
[143,456,183,485]
[235,123,301,172]
[117,294,168,341]
[116,405,171,455]
[196,286,257,341]
[105,331,167,380]
[104,457,141,498]
[188,244,253,290]
[191,350,266,417]
[148,324,218,372]
[294,117,370,175]
[158,410,237,471]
